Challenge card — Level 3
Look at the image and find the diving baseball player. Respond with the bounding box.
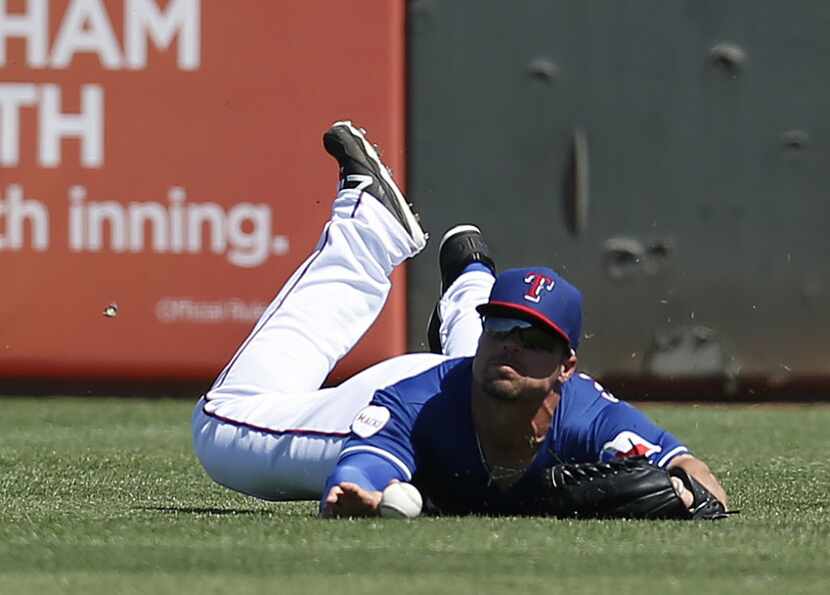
[192,121,476,500]
[193,121,729,519]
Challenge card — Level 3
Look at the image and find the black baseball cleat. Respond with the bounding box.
[426,225,496,353]
[323,121,426,249]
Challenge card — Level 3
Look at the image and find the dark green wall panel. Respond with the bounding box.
[407,0,829,383]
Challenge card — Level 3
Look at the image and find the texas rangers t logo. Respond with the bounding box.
[523,274,555,303]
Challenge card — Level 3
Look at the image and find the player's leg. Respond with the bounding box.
[426,225,496,357]
[192,352,446,500]
[193,122,431,500]
[211,121,426,396]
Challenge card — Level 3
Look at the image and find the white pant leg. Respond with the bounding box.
[192,353,447,500]
[193,188,428,501]
[211,188,421,395]
[439,270,495,357]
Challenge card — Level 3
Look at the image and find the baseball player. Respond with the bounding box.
[193,121,728,519]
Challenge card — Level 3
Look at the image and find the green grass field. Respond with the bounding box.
[1,398,828,594]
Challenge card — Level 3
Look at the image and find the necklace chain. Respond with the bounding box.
[474,432,532,485]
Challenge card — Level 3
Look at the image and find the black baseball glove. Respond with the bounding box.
[525,457,730,520]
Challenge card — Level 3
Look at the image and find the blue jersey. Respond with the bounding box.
[327,357,688,515]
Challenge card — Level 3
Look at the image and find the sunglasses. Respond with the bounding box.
[481,316,563,353]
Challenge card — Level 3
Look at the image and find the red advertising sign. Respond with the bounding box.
[0,0,408,384]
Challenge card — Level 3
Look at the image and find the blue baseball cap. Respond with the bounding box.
[476,267,583,350]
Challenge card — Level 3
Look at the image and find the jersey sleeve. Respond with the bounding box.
[591,401,690,468]
[333,386,419,483]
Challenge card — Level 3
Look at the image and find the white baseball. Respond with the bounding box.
[379,482,423,519]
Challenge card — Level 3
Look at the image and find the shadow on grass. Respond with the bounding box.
[136,506,273,516]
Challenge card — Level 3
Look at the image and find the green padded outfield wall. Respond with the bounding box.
[407,0,829,395]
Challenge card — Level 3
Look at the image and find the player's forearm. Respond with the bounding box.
[325,453,402,493]
[323,464,378,498]
[320,466,381,517]
[667,454,728,508]
[320,453,404,517]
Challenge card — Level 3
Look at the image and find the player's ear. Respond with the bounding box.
[557,350,577,383]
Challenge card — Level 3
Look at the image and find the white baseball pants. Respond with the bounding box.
[191,189,494,500]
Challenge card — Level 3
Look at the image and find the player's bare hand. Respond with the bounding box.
[671,476,694,509]
[321,482,383,518]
